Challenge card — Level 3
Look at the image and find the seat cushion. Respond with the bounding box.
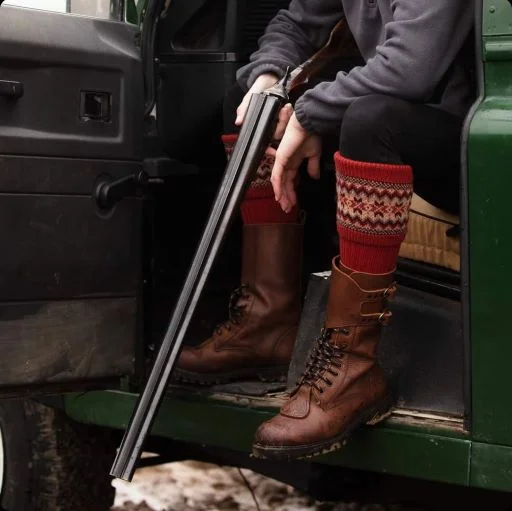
[399,194,460,272]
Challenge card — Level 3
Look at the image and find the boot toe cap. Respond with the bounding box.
[254,416,300,448]
[176,346,200,370]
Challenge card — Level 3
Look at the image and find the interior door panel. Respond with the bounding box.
[0,9,142,158]
[0,6,144,394]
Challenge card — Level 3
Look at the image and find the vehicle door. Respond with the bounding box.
[0,1,144,395]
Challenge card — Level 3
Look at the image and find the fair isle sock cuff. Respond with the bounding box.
[334,152,413,183]
[241,182,299,224]
[334,152,413,244]
[222,133,275,187]
[223,134,299,224]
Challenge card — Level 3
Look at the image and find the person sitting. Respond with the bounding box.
[175,0,474,460]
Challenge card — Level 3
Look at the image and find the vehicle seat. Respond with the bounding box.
[399,194,460,272]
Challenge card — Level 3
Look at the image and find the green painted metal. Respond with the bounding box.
[469,0,512,445]
[484,36,512,61]
[469,103,512,446]
[125,0,138,24]
[483,0,512,36]
[471,442,512,491]
[64,390,471,486]
[135,0,147,22]
[320,429,469,486]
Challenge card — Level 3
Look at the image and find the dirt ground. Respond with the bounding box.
[110,461,398,511]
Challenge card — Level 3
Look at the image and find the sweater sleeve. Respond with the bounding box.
[294,0,474,135]
[236,0,343,91]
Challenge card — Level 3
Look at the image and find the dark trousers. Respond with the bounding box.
[224,83,464,214]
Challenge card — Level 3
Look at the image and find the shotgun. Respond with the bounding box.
[110,17,358,482]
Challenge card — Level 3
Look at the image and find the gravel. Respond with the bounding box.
[111,461,398,511]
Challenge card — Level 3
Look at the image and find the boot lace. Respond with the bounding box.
[299,328,349,393]
[215,285,251,335]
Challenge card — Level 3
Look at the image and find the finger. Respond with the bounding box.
[307,155,321,180]
[235,95,251,126]
[274,104,293,141]
[277,182,291,213]
[265,146,277,158]
[280,162,296,201]
[281,184,296,213]
[279,194,291,213]
[270,160,285,201]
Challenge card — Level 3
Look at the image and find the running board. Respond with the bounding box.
[167,383,466,435]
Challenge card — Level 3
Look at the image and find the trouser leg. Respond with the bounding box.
[339,94,463,214]
[336,95,463,273]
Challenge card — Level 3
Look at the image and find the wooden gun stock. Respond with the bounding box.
[288,18,360,101]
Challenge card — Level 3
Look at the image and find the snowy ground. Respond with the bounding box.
[111,461,398,511]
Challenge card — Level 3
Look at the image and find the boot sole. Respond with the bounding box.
[251,394,394,461]
[172,365,289,386]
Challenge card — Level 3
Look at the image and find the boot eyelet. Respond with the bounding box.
[384,283,397,298]
[341,343,348,350]
[378,310,393,325]
[341,328,350,336]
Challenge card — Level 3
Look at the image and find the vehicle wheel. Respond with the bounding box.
[0,398,117,511]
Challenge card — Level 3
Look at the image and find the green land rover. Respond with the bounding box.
[0,0,511,509]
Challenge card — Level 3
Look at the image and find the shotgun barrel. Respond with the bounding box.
[110,16,358,482]
[110,73,290,482]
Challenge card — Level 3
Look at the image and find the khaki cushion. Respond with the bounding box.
[399,194,460,272]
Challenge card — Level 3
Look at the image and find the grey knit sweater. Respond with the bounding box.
[237,0,475,135]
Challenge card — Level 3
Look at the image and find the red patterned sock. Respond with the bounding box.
[334,152,413,274]
[223,134,299,224]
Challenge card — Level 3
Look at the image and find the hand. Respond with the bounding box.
[236,73,294,140]
[235,73,279,126]
[274,103,294,141]
[270,113,322,213]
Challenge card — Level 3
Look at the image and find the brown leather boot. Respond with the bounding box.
[252,256,395,460]
[173,222,302,385]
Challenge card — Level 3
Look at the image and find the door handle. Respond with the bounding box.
[94,171,148,210]
[0,80,23,99]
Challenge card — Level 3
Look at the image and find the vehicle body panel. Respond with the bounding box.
[0,6,143,393]
[64,390,472,487]
[469,0,512,446]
